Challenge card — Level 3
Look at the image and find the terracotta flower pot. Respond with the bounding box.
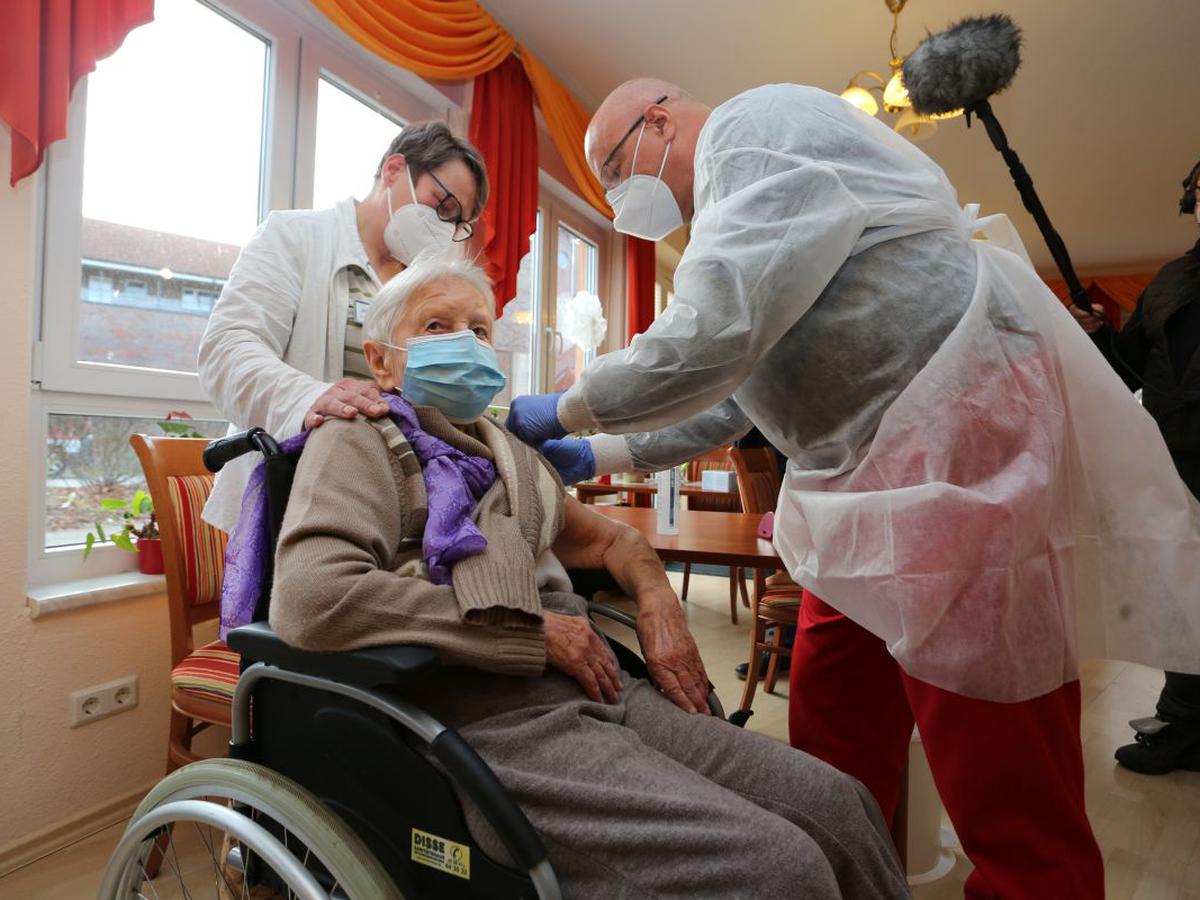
[137,537,164,575]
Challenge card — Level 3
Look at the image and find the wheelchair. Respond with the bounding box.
[99,427,743,899]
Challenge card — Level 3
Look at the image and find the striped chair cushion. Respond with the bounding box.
[171,640,239,702]
[167,474,227,607]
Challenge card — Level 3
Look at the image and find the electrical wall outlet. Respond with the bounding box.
[69,675,139,727]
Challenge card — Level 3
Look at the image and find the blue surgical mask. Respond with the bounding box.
[384,330,507,422]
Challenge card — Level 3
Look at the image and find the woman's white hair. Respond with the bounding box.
[363,250,495,345]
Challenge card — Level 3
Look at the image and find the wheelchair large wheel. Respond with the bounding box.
[99,758,403,899]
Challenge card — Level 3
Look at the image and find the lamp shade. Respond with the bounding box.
[883,70,911,109]
[894,107,937,142]
[840,85,880,117]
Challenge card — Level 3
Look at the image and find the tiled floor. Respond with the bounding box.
[3,570,1199,898]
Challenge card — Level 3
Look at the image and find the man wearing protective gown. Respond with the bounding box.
[506,78,1200,898]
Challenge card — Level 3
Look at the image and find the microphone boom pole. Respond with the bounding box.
[968,100,1092,311]
[904,14,1094,312]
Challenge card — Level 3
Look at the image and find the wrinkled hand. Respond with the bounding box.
[537,438,596,485]
[1069,305,1106,335]
[506,393,567,445]
[636,597,710,714]
[305,379,389,430]
[544,611,622,703]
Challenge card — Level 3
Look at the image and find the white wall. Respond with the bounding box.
[0,128,226,856]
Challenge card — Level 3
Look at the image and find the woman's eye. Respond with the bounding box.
[472,326,489,338]
[425,321,445,332]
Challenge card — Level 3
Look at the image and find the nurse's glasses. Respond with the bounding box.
[427,170,474,242]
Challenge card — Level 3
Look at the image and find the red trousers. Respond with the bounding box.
[788,592,1104,899]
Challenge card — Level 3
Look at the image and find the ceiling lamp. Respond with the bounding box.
[839,0,962,141]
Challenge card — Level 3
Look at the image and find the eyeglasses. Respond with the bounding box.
[426,169,474,242]
[599,94,669,191]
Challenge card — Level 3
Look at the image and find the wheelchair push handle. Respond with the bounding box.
[204,427,284,473]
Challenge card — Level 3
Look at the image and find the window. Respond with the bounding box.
[44,413,227,550]
[488,189,616,402]
[554,225,600,391]
[491,217,542,406]
[181,287,220,313]
[312,77,404,211]
[62,0,268,379]
[32,1,620,583]
[84,274,114,303]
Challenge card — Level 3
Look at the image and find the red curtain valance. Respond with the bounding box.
[0,0,154,186]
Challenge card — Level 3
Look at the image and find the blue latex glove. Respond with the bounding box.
[537,438,596,486]
[506,392,568,445]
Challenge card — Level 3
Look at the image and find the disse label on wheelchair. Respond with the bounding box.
[411,827,472,880]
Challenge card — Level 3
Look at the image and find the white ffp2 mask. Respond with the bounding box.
[383,167,457,265]
[606,122,684,242]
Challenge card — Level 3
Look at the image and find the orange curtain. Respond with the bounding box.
[308,0,514,81]
[309,0,611,219]
[518,48,610,218]
[0,0,154,186]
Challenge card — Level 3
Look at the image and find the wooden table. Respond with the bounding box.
[574,479,740,507]
[587,505,780,569]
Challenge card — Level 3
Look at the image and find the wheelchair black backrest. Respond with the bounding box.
[203,427,298,623]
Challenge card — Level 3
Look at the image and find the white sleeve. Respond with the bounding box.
[197,213,328,438]
[589,398,753,474]
[557,152,869,435]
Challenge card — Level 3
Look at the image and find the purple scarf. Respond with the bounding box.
[218,394,496,640]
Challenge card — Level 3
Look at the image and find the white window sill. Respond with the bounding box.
[26,572,166,619]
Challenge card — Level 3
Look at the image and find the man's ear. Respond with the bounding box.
[379,153,407,188]
[645,104,675,142]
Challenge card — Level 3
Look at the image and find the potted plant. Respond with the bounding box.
[157,410,208,438]
[83,489,163,575]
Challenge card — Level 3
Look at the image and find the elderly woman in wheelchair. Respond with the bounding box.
[102,254,907,900]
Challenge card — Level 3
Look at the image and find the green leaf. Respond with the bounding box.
[159,420,190,435]
[112,531,136,552]
[133,490,153,515]
[100,498,129,510]
[83,532,95,560]
[95,522,107,542]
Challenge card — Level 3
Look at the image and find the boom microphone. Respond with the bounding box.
[902,14,1093,313]
[902,14,1022,117]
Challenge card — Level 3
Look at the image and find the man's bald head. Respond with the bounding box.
[586,78,712,222]
[586,79,685,175]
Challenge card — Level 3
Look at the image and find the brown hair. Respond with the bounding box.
[375,121,489,220]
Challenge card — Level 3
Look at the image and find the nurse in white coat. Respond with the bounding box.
[507,78,1200,898]
[198,122,487,532]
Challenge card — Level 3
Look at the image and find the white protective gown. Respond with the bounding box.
[563,84,1200,702]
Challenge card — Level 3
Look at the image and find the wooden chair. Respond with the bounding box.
[680,447,747,623]
[130,435,236,772]
[728,447,800,709]
[731,445,910,868]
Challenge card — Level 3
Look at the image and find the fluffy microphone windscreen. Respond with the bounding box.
[902,14,1022,115]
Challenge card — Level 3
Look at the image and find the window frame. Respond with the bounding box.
[29,0,621,586]
[38,0,298,402]
[533,174,620,391]
[30,0,299,585]
[294,34,437,212]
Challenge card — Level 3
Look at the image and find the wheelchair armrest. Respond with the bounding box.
[226,622,440,689]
